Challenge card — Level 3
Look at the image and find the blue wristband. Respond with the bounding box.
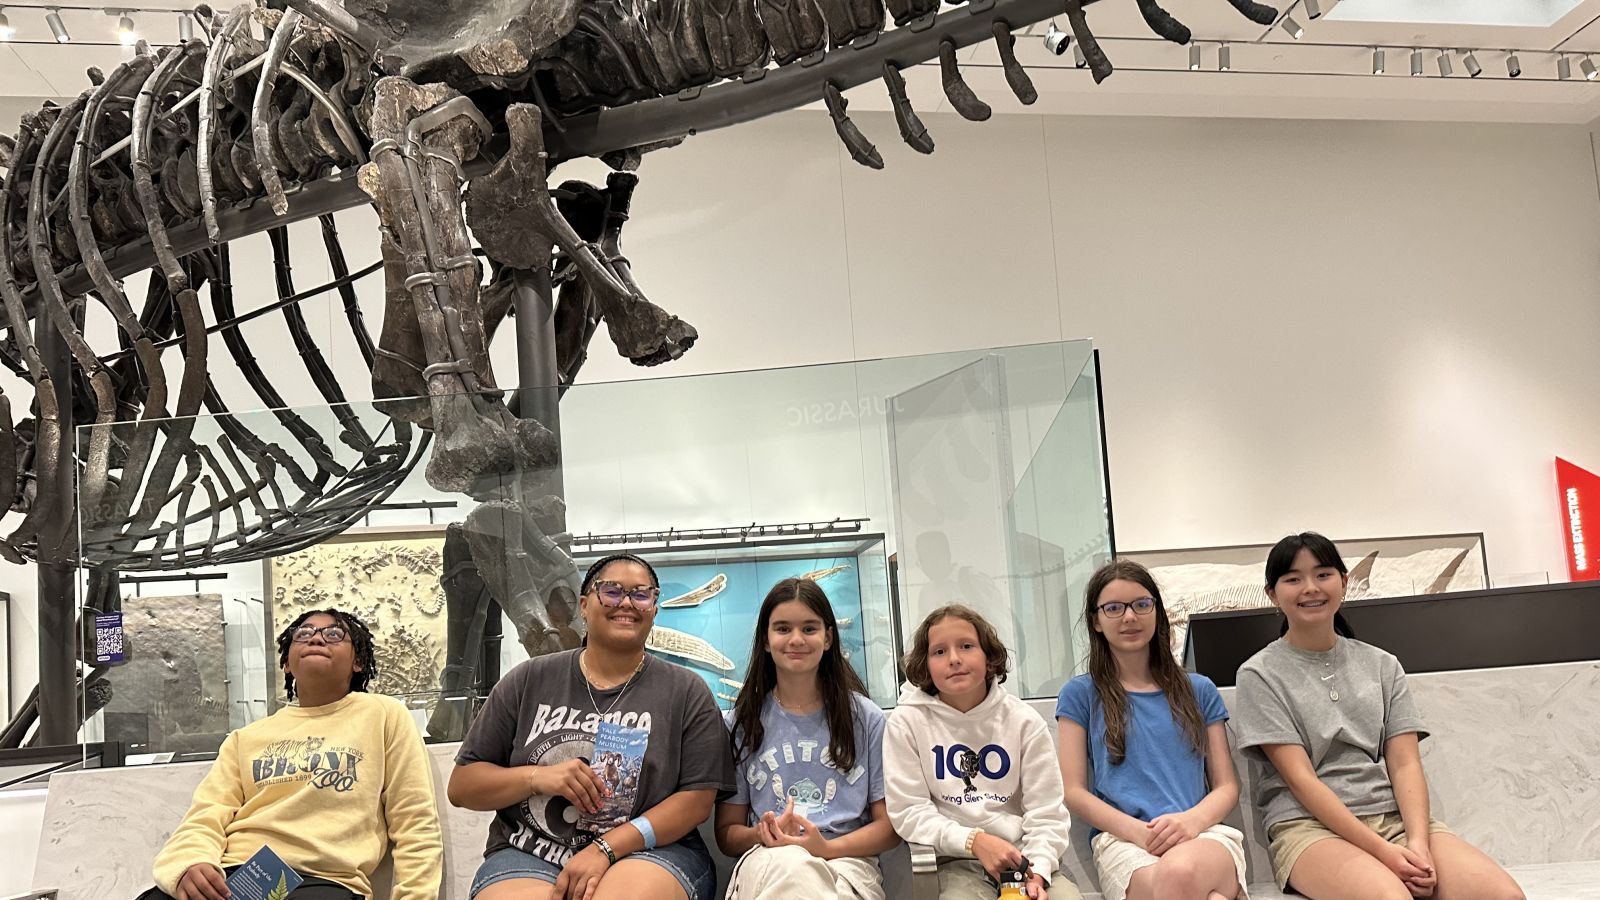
[630,815,657,850]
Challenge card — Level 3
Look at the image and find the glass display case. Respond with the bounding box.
[67,339,1113,761]
[569,535,895,709]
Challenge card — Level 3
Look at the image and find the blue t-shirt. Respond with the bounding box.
[728,693,886,838]
[1055,672,1228,835]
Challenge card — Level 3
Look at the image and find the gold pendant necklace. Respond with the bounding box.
[580,651,646,716]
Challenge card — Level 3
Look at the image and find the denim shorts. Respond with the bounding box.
[470,841,717,900]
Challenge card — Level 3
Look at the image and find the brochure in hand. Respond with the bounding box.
[578,721,649,833]
[226,845,304,900]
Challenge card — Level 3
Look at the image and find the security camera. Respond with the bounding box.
[1043,22,1070,57]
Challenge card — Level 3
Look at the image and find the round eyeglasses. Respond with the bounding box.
[291,624,349,644]
[590,580,661,609]
[1097,597,1157,619]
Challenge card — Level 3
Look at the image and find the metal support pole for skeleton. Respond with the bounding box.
[35,300,78,747]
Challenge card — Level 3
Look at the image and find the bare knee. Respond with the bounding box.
[1149,855,1203,898]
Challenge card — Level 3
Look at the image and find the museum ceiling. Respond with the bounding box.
[0,0,1597,124]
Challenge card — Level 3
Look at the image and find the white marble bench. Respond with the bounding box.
[31,661,1600,900]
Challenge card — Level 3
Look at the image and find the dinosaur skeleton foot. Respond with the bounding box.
[462,498,581,659]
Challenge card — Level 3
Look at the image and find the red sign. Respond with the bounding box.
[1555,457,1600,582]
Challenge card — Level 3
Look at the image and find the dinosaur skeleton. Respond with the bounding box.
[0,0,1276,746]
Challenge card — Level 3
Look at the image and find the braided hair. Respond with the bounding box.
[276,608,378,701]
[579,553,660,595]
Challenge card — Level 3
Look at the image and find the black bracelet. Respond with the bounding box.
[592,836,618,865]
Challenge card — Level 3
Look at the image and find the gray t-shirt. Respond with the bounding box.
[456,649,735,866]
[1233,637,1428,831]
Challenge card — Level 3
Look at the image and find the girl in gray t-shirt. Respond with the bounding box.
[716,578,898,900]
[1233,532,1522,899]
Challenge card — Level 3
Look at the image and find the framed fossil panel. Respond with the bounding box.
[264,527,449,710]
[103,593,231,754]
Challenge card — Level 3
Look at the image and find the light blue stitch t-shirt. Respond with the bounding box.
[1055,672,1228,836]
[728,693,886,838]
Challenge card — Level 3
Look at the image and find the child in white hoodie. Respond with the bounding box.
[884,604,1081,900]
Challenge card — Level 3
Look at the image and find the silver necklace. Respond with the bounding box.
[580,650,646,716]
[1321,658,1339,702]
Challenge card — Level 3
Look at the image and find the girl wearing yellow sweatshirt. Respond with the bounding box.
[142,608,443,900]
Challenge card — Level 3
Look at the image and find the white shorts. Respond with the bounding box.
[1089,823,1251,900]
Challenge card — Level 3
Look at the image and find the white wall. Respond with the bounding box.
[4,109,1600,720]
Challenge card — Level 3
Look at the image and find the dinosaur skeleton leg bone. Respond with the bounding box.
[362,79,557,495]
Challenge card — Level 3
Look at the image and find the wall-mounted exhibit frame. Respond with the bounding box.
[1122,532,1489,659]
[263,526,451,713]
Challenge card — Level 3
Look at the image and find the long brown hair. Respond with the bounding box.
[731,578,867,772]
[902,604,1010,696]
[1083,561,1205,765]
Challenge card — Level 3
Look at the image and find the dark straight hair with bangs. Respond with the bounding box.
[730,578,867,773]
[1265,532,1356,638]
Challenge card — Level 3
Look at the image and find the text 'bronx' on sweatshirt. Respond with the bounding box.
[883,681,1073,885]
[152,692,443,900]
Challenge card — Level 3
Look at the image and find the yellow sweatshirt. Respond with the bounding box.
[152,692,442,900]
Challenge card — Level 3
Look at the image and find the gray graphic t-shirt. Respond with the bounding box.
[1233,636,1428,831]
[456,649,735,866]
[729,693,886,839]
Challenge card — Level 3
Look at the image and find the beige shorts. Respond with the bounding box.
[1089,824,1251,900]
[1267,812,1454,890]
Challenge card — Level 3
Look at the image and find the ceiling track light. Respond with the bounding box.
[1042,20,1069,57]
[1218,43,1231,72]
[1410,48,1423,76]
[1505,51,1519,78]
[1280,14,1304,39]
[0,8,11,42]
[1558,56,1571,80]
[1462,50,1481,77]
[1583,56,1598,80]
[1437,50,1452,77]
[46,7,69,42]
[1304,0,1323,19]
[1371,47,1384,75]
[178,11,193,42]
[1072,40,1086,69]
[1189,43,1201,70]
[116,12,137,46]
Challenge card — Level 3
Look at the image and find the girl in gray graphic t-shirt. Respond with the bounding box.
[449,554,735,900]
[1233,532,1522,900]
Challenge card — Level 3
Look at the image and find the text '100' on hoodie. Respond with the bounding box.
[883,681,1074,885]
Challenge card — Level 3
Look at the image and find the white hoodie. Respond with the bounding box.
[884,680,1073,885]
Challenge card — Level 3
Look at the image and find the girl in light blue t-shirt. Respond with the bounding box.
[1056,560,1248,900]
[715,578,897,900]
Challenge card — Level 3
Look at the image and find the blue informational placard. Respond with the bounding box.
[227,845,304,900]
[93,612,125,664]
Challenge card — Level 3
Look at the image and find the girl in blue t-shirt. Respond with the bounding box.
[1056,560,1248,900]
[715,578,897,899]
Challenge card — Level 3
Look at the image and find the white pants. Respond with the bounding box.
[725,845,886,900]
